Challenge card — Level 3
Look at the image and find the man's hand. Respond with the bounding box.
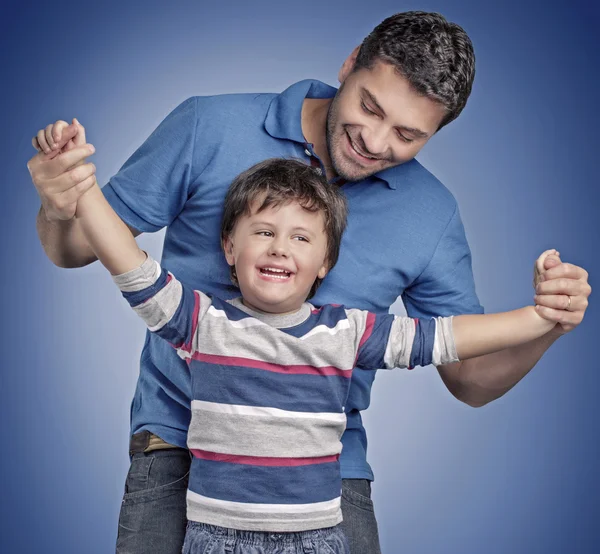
[27,119,97,221]
[534,250,591,334]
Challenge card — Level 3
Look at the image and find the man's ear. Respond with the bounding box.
[338,46,360,84]
[223,236,235,266]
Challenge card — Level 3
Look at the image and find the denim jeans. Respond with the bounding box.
[183,522,349,554]
[116,448,381,554]
[116,449,190,554]
[339,480,382,554]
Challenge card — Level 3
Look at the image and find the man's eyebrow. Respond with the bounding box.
[362,88,430,139]
[362,88,387,117]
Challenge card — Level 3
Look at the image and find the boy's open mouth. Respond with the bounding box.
[258,267,293,280]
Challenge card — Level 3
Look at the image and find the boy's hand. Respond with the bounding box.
[32,119,79,158]
[27,118,97,221]
[533,249,591,334]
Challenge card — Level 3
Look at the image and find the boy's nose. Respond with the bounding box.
[268,239,289,257]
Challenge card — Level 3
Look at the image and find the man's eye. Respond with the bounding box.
[361,101,377,116]
[397,132,414,144]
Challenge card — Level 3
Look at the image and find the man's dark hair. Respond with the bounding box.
[354,11,476,129]
[221,158,348,298]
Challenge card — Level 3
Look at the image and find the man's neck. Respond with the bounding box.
[301,97,336,179]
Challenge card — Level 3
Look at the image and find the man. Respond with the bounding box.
[28,11,590,554]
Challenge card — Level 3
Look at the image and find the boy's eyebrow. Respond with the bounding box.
[362,87,430,139]
[249,221,319,237]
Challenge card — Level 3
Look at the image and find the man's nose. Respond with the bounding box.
[361,126,388,156]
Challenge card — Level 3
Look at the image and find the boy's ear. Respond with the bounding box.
[317,262,329,280]
[223,236,235,266]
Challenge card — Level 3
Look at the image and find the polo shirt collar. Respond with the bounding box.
[264,79,397,190]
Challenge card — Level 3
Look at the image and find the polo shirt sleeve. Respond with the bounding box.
[402,204,484,319]
[112,255,212,358]
[102,97,199,233]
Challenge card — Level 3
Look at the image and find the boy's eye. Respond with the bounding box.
[360,101,377,117]
[256,231,273,237]
[293,235,309,242]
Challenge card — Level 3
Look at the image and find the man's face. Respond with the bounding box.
[326,60,447,181]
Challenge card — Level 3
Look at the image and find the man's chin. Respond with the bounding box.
[333,159,385,182]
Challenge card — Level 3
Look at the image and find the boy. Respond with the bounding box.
[73,154,556,553]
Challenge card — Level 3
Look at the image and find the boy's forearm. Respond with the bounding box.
[75,182,146,275]
[452,306,556,360]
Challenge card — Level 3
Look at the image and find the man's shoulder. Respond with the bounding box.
[386,159,456,204]
[185,91,278,116]
[374,159,458,226]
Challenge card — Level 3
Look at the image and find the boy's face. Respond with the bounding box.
[326,59,447,181]
[223,198,329,314]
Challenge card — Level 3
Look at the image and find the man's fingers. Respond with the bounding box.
[534,294,588,312]
[51,144,96,176]
[535,305,583,327]
[536,277,591,297]
[42,161,96,197]
[29,144,95,185]
[65,161,96,188]
[542,262,589,282]
[58,174,97,206]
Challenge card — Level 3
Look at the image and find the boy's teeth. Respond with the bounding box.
[260,267,291,278]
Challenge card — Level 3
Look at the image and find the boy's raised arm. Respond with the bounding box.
[76,183,146,275]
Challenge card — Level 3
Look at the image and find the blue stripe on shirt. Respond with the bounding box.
[121,267,169,307]
[410,318,436,368]
[190,363,350,414]
[188,457,341,504]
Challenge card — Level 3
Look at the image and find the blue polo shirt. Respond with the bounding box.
[102,80,483,480]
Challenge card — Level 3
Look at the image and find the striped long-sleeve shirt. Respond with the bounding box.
[113,256,458,532]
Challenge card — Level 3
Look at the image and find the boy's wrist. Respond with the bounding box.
[75,180,101,218]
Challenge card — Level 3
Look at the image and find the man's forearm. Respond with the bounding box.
[36,205,98,268]
[438,327,562,407]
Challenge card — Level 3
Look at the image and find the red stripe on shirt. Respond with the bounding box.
[191,448,339,467]
[190,352,351,378]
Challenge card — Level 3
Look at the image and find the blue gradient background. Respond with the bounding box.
[2,1,599,552]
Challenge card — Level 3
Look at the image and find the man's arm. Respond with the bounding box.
[437,329,561,407]
[36,205,142,268]
[403,205,591,407]
[437,254,591,407]
[29,120,142,268]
